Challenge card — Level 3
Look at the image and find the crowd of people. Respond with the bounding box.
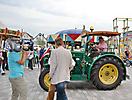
[0,36,76,100]
[0,40,46,76]
[0,37,48,100]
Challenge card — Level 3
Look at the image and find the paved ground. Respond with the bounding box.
[0,66,132,100]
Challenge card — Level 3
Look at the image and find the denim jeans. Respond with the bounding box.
[56,82,68,100]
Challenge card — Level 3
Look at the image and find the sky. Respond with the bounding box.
[0,0,132,37]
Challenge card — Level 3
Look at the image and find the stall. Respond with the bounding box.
[0,28,21,48]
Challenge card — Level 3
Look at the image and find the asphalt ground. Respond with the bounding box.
[0,66,132,100]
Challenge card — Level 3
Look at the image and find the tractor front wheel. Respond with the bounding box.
[39,69,51,92]
[91,57,124,90]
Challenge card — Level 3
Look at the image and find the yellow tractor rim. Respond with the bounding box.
[99,64,118,85]
[44,73,51,88]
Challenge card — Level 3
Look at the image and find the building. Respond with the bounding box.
[21,32,33,40]
[33,33,47,48]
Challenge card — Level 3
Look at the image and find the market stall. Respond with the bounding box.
[0,28,21,48]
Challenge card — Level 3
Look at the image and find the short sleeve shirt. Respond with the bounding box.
[97,42,108,52]
[8,51,24,78]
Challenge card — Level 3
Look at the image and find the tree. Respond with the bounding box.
[36,38,45,46]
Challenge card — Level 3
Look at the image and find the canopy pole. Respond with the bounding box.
[65,34,67,48]
[119,35,121,56]
[0,35,2,48]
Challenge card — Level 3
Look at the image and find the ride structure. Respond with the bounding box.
[0,28,21,48]
[113,18,132,59]
[39,26,127,92]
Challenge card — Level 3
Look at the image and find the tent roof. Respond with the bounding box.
[56,29,83,34]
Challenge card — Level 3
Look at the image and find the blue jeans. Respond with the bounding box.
[55,82,68,100]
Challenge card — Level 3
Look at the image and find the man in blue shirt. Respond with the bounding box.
[8,51,24,78]
[7,38,27,100]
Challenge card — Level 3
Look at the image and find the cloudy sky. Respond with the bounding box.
[0,0,132,36]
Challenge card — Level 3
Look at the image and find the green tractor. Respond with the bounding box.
[39,28,127,92]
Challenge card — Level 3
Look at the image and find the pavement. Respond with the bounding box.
[0,66,132,100]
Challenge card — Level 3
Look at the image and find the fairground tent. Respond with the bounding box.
[47,29,82,43]
[47,29,99,43]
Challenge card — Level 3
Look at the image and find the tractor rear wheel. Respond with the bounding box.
[91,57,124,90]
[39,69,51,92]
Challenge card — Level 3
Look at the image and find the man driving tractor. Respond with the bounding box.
[90,36,108,58]
[96,37,108,52]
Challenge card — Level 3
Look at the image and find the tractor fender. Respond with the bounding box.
[88,54,126,80]
[42,54,50,69]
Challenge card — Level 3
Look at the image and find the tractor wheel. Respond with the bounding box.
[39,69,51,92]
[91,57,124,90]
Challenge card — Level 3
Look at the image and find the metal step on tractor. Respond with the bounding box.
[39,26,127,92]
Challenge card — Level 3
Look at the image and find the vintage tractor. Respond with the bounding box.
[39,27,127,92]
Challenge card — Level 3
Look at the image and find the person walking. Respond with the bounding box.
[47,37,75,100]
[0,48,4,75]
[28,51,34,70]
[0,48,6,75]
[34,48,39,64]
[2,50,8,72]
[7,38,28,100]
[39,46,45,71]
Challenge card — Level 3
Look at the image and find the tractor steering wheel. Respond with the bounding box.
[87,41,98,52]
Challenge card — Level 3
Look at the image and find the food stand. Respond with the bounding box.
[0,28,21,48]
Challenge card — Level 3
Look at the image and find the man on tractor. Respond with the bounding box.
[96,37,108,52]
[89,36,108,58]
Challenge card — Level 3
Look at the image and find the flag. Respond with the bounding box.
[90,36,94,42]
[40,48,50,61]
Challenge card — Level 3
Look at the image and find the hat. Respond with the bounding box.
[99,37,104,40]
[6,38,21,52]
